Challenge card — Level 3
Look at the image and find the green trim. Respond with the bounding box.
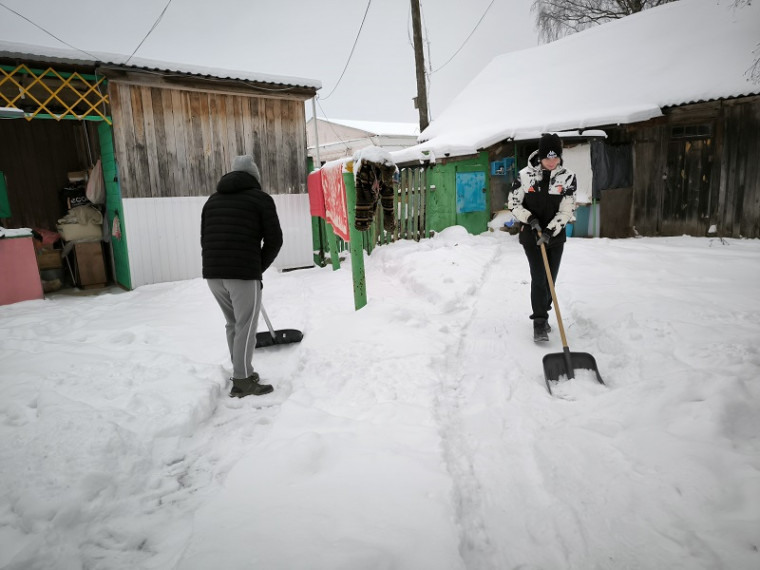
[21,114,111,122]
[98,121,132,289]
[343,170,367,310]
[311,216,326,267]
[0,171,11,218]
[425,153,491,236]
[326,223,341,270]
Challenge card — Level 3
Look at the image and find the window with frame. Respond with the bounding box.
[671,124,712,139]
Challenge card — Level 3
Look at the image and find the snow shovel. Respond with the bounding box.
[538,232,604,395]
[255,304,303,348]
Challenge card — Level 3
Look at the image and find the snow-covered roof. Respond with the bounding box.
[397,0,759,162]
[0,40,321,90]
[321,118,420,137]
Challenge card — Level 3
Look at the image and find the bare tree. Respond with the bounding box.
[730,0,759,83]
[532,0,678,42]
[532,1,759,83]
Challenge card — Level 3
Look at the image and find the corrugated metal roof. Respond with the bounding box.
[409,0,760,160]
[0,40,321,90]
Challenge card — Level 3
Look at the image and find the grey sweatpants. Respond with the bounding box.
[207,278,262,380]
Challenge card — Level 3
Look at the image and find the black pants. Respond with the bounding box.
[522,242,564,321]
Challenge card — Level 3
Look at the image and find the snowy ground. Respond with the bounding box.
[1,230,758,570]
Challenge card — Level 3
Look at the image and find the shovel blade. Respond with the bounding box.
[543,349,604,386]
[256,329,303,348]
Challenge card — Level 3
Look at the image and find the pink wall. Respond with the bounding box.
[0,236,44,305]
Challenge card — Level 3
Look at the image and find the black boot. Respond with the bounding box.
[230,372,273,398]
[533,319,549,342]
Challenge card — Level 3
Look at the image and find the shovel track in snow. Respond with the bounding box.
[430,242,505,568]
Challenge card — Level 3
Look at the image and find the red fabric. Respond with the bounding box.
[321,162,350,242]
[33,227,61,246]
[307,170,325,218]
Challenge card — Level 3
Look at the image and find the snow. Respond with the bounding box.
[1,232,759,569]
[353,146,396,170]
[0,39,322,89]
[324,118,421,137]
[0,227,33,238]
[395,0,760,161]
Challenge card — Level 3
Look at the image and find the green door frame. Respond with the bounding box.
[97,121,131,289]
[453,152,491,234]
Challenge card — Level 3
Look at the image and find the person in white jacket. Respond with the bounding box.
[508,133,577,342]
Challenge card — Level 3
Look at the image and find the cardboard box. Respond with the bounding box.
[37,248,62,269]
[72,242,106,288]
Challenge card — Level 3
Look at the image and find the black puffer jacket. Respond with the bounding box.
[201,171,283,280]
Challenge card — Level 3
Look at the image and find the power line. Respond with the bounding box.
[431,0,496,74]
[125,0,174,65]
[320,0,372,100]
[0,0,173,66]
[316,98,351,150]
[0,1,100,60]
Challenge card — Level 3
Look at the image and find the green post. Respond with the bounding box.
[0,172,12,218]
[97,121,132,289]
[343,167,367,310]
[326,223,341,270]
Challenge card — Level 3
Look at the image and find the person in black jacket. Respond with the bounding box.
[508,134,577,342]
[201,155,283,397]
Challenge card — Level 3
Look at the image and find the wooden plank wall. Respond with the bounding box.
[108,82,308,200]
[629,97,760,238]
[397,167,428,241]
[660,136,713,235]
[630,123,668,236]
[0,119,97,231]
[720,98,760,238]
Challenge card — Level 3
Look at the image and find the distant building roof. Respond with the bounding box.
[395,0,760,162]
[307,117,420,163]
[324,118,420,137]
[0,40,321,90]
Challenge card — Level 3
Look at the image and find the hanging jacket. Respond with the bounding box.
[201,171,283,280]
[508,150,577,247]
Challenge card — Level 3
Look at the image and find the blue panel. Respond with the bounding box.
[490,157,515,176]
[574,205,589,237]
[456,171,486,213]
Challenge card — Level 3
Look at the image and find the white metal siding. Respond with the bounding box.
[563,143,593,205]
[123,194,313,289]
[271,194,313,271]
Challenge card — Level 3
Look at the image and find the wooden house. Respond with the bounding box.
[0,41,319,298]
[391,0,760,239]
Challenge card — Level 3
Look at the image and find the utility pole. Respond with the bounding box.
[410,0,430,132]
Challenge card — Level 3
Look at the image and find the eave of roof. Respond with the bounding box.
[0,40,321,91]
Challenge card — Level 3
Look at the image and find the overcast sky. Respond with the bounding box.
[0,0,539,124]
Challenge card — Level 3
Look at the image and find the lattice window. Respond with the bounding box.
[671,124,712,139]
[0,64,111,124]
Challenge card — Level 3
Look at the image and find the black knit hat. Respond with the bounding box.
[538,133,562,160]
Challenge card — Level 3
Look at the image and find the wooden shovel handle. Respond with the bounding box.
[538,232,569,349]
